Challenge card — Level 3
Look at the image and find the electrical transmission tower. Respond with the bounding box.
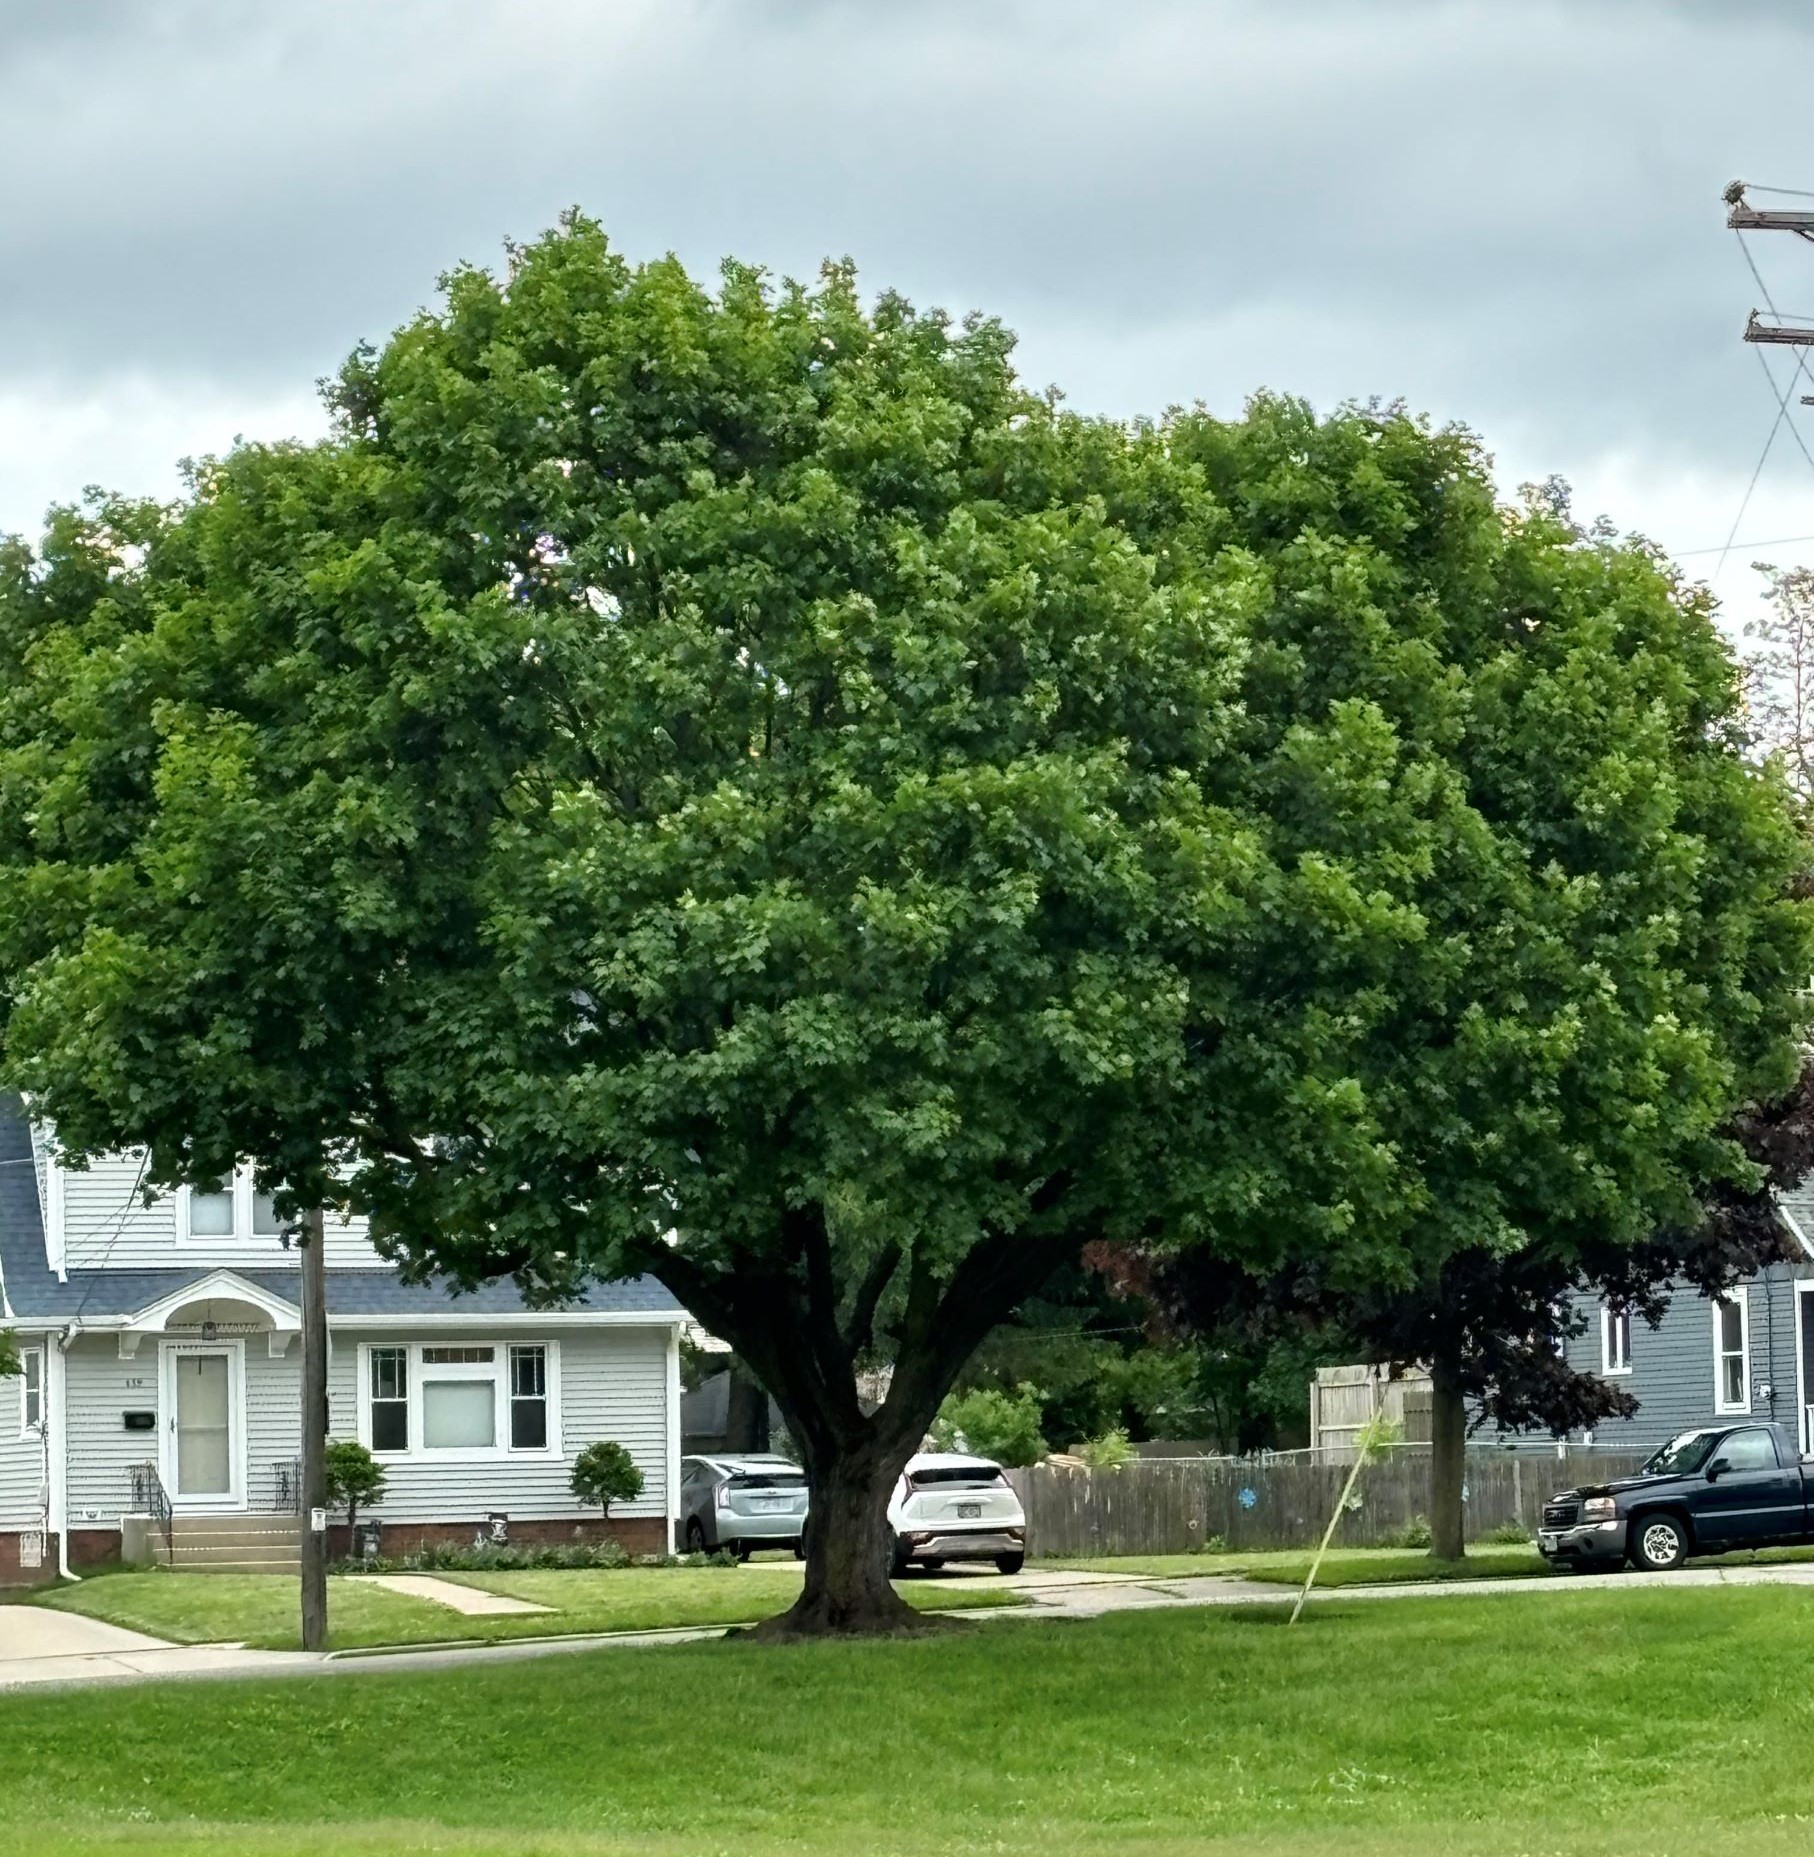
[1728,180,1814,363]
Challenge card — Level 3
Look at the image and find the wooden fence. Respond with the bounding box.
[1006,1448,1650,1558]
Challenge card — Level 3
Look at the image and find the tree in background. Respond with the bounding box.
[571,1440,645,1520]
[1108,1066,1814,1562]
[1748,565,1814,800]
[928,1386,1047,1466]
[1,221,1807,1636]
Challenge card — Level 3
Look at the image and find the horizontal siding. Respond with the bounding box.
[65,1339,160,1523]
[0,1408,46,1528]
[327,1327,671,1525]
[57,1324,671,1528]
[1526,1265,1808,1453]
[57,1150,385,1271]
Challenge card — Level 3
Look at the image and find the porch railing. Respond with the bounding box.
[128,1461,173,1559]
[271,1457,303,1516]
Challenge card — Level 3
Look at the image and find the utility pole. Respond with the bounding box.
[1726,180,1814,350]
[299,1205,329,1652]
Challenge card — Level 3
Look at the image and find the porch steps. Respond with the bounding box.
[153,1518,303,1575]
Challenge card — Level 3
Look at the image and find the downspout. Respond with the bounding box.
[53,1325,79,1582]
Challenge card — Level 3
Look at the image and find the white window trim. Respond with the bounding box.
[176,1169,287,1248]
[18,1345,43,1439]
[356,1340,562,1463]
[1714,1288,1752,1416]
[1600,1304,1633,1377]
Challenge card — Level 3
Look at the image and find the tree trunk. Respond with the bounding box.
[750,1438,924,1639]
[725,1369,769,1454]
[1428,1359,1467,1564]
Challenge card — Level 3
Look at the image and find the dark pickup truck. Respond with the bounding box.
[1539,1421,1813,1573]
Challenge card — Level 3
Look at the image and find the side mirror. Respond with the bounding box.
[1706,1459,1730,1481]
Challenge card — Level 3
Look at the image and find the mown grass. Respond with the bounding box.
[32,1564,1017,1650]
[1045,1539,1814,1585]
[12,1585,1814,1855]
[1041,1545,1549,1582]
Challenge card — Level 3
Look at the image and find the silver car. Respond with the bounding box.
[679,1453,809,1558]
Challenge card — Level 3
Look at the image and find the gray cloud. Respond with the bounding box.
[6,0,1814,540]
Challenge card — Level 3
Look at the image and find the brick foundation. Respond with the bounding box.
[68,1528,124,1571]
[330,1515,668,1559]
[0,1529,58,1586]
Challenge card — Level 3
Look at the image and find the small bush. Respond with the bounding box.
[1077,1427,1134,1470]
[571,1440,645,1516]
[1194,1533,1229,1557]
[929,1385,1047,1466]
[1389,1516,1433,1550]
[324,1439,386,1539]
[1484,1521,1534,1545]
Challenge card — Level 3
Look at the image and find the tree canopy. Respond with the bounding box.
[1,216,1807,1630]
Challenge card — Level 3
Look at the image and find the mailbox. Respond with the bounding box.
[122,1410,156,1431]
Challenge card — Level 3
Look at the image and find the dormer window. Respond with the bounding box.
[181,1170,287,1243]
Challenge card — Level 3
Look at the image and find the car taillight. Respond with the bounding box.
[715,1482,732,1511]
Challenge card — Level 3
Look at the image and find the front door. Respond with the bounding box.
[161,1344,242,1509]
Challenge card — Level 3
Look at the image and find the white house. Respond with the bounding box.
[0,1099,685,1582]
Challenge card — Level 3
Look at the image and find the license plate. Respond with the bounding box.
[956,1502,981,1519]
[1539,1532,1558,1551]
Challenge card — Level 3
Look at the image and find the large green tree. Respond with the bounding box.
[1,219,1806,1633]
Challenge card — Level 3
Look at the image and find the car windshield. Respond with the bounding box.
[1641,1430,1720,1477]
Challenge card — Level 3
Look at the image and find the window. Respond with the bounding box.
[182,1169,289,1243]
[1715,1427,1778,1472]
[1601,1304,1633,1376]
[19,1347,42,1437]
[368,1348,409,1453]
[1714,1290,1751,1414]
[510,1346,547,1449]
[186,1181,235,1237]
[360,1342,557,1456]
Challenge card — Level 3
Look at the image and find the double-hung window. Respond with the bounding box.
[1714,1290,1751,1414]
[181,1169,288,1243]
[18,1347,42,1438]
[368,1347,409,1452]
[1601,1304,1633,1377]
[360,1342,556,1456]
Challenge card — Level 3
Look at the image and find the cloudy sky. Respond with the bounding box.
[7,0,1814,631]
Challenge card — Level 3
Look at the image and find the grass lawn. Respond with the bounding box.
[1046,1540,1814,1585]
[12,1584,1814,1854]
[31,1564,1017,1651]
[1042,1545,1549,1583]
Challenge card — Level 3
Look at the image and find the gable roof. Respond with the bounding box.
[0,1097,679,1326]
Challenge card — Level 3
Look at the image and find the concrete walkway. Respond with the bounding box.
[345,1573,554,1616]
[12,1557,1814,1693]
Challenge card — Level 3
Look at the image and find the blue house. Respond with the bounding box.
[1553,1185,1814,1454]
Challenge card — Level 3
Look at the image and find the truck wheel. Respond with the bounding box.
[1630,1515,1689,1571]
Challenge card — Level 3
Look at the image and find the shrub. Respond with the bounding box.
[571,1440,645,1516]
[928,1385,1047,1466]
[1194,1533,1229,1557]
[1484,1520,1534,1545]
[1077,1427,1134,1470]
[323,1439,386,1542]
[1390,1516,1433,1550]
[338,1537,640,1574]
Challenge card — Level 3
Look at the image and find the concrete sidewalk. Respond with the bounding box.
[10,1556,1814,1693]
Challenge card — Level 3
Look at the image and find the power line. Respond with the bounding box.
[1679,532,1814,557]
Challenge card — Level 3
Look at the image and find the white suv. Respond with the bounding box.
[888,1452,1028,1575]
